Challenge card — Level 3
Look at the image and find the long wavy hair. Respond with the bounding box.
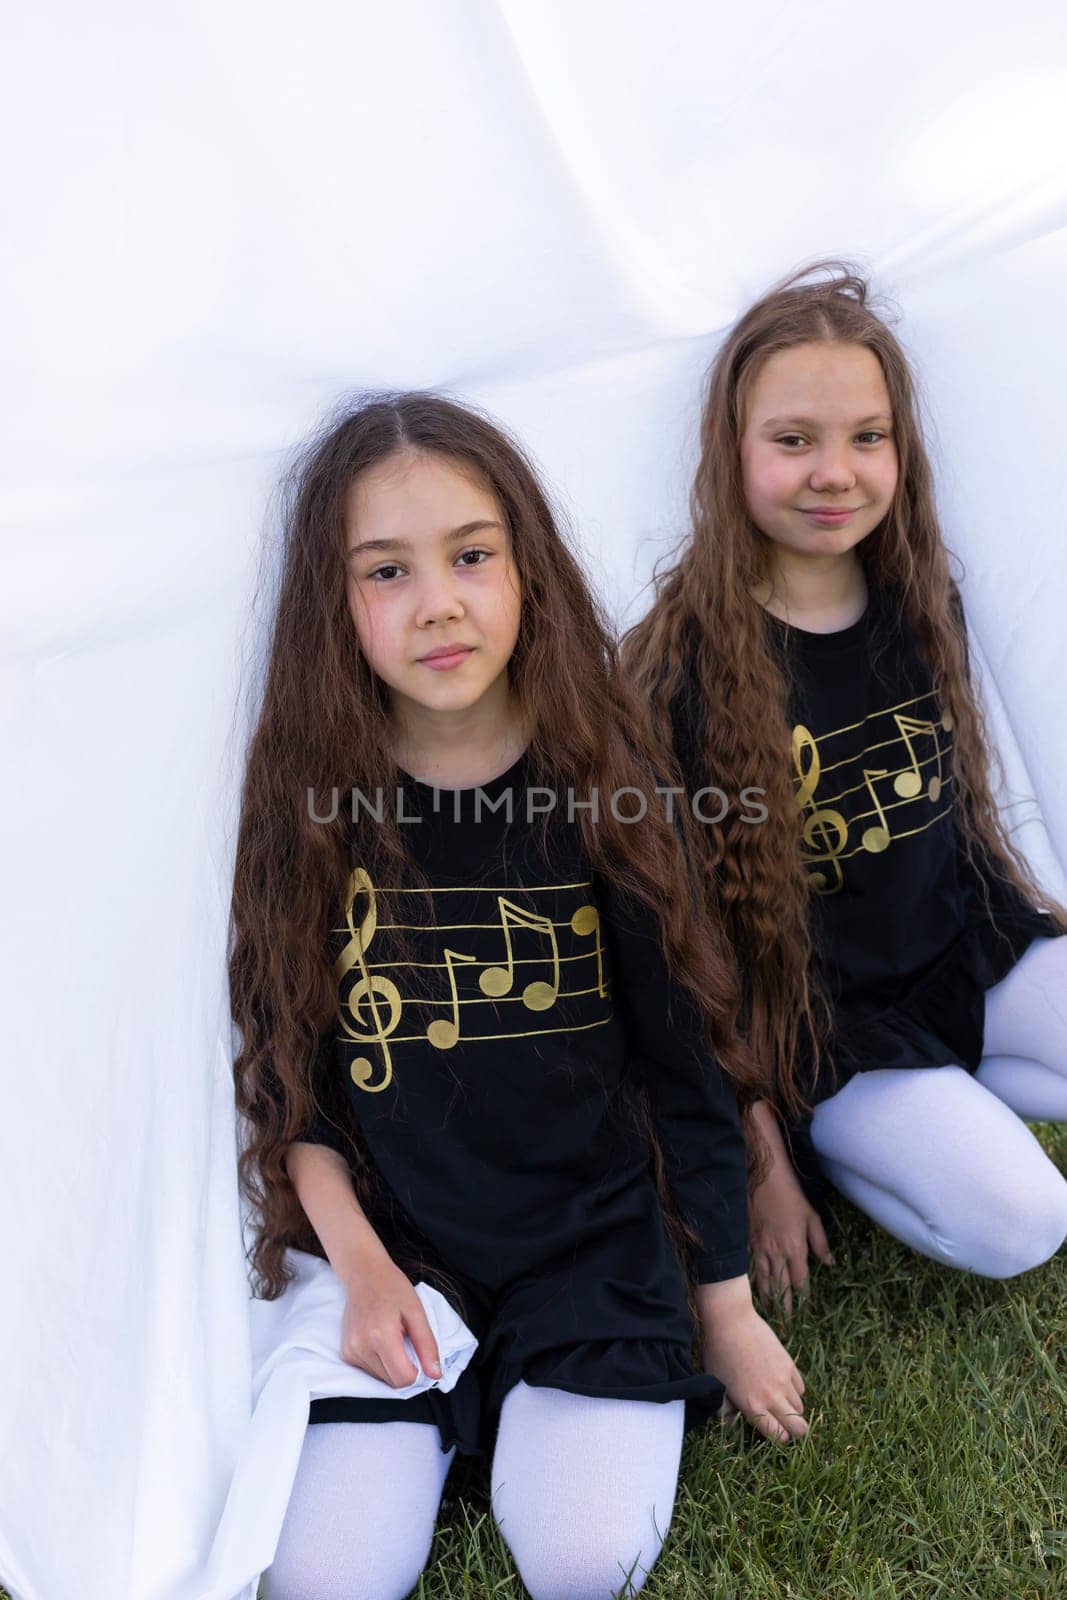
[622,259,1066,1121]
[230,391,760,1300]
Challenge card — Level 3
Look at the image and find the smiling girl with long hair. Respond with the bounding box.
[623,261,1067,1313]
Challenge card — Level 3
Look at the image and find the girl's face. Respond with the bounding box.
[739,341,899,563]
[344,449,522,721]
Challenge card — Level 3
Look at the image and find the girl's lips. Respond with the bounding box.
[799,507,859,524]
[419,647,475,671]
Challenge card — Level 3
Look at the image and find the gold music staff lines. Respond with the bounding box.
[364,879,596,895]
[337,1013,615,1052]
[805,793,954,869]
[373,916,587,933]
[811,714,951,784]
[798,687,945,751]
[792,695,954,893]
[331,869,611,1093]
[803,726,947,814]
[413,981,609,1010]
[348,949,609,975]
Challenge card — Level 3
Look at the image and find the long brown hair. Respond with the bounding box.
[230,391,759,1299]
[622,259,1065,1119]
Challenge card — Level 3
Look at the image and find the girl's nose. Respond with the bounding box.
[414,576,465,630]
[808,450,857,493]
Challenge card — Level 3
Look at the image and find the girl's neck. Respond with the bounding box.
[389,680,529,790]
[753,549,868,634]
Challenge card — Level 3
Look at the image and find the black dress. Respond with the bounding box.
[671,584,1060,1205]
[295,752,749,1456]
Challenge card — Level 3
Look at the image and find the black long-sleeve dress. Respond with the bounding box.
[669,583,1059,1206]
[293,751,749,1455]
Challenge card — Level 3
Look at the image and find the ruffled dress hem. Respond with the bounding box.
[308,1338,726,1457]
[787,915,1061,1219]
[821,910,1058,1091]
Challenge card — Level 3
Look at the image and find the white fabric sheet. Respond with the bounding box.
[1,3,1065,1597]
[197,1257,475,1600]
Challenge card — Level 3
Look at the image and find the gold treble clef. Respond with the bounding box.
[792,724,848,894]
[334,867,403,1093]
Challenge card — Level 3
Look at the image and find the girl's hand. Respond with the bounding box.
[696,1276,808,1442]
[750,1137,834,1317]
[339,1253,442,1388]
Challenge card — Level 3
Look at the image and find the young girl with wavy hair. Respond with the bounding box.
[229,392,806,1600]
[623,262,1067,1314]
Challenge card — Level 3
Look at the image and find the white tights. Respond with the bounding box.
[265,1380,685,1600]
[810,936,1067,1277]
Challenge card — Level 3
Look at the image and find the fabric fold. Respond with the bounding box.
[187,1252,477,1599]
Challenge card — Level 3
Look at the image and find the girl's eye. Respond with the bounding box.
[364,550,491,581]
[777,431,889,448]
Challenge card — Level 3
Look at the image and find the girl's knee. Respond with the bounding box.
[942,1169,1067,1278]
[266,1419,447,1600]
[266,1541,431,1600]
[511,1530,662,1600]
[491,1385,680,1598]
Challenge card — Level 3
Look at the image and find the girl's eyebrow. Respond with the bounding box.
[347,519,504,557]
[759,413,893,432]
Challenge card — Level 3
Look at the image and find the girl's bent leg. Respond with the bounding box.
[810,1065,1067,1278]
[264,1419,453,1600]
[490,1380,684,1600]
[976,935,1067,1120]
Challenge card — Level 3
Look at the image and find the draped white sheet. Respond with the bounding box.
[1,3,1065,1597]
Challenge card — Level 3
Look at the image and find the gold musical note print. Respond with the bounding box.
[426,947,478,1050]
[570,904,607,998]
[331,873,616,1091]
[792,689,954,895]
[860,769,892,853]
[480,898,560,1011]
[892,713,944,803]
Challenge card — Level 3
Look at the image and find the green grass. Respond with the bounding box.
[416,1122,1067,1600]
[3,1126,1063,1600]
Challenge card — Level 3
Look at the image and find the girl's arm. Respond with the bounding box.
[285,1137,442,1387]
[285,1033,391,1278]
[598,878,808,1440]
[596,876,750,1279]
[746,1099,834,1316]
[694,1273,806,1442]
[280,1030,391,1278]
[285,1140,392,1284]
[282,1033,441,1381]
